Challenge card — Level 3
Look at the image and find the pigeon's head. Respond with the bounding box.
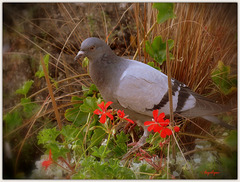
[74,37,113,61]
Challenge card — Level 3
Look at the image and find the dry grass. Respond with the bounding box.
[131,3,237,151]
[134,3,237,96]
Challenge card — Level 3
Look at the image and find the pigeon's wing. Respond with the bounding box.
[115,60,196,117]
[116,60,231,119]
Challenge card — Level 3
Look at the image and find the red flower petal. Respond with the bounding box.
[165,119,170,123]
[42,149,53,170]
[159,112,165,119]
[98,101,105,111]
[93,109,102,115]
[105,112,114,120]
[164,128,172,136]
[42,160,52,170]
[125,118,134,124]
[49,149,52,160]
[160,130,167,138]
[152,110,159,122]
[153,125,163,133]
[99,114,107,124]
[174,126,180,132]
[144,121,155,126]
[105,101,113,109]
[117,110,125,118]
[147,124,155,132]
[160,119,170,127]
[157,117,165,124]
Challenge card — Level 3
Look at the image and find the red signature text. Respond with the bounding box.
[201,170,220,176]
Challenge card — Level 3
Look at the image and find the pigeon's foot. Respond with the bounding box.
[122,141,144,160]
[122,133,148,160]
[127,142,137,147]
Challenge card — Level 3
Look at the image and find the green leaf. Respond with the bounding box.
[211,61,237,95]
[50,77,58,88]
[35,54,49,78]
[116,131,128,143]
[49,143,70,161]
[15,80,34,97]
[147,61,161,71]
[20,98,39,118]
[146,133,162,146]
[219,152,237,178]
[224,130,237,150]
[139,164,156,179]
[153,3,176,24]
[92,145,111,159]
[71,96,83,108]
[64,95,86,125]
[37,127,60,145]
[108,159,135,179]
[80,97,99,113]
[83,84,99,97]
[80,156,96,168]
[4,110,22,132]
[72,157,135,179]
[90,128,106,147]
[64,107,89,126]
[112,131,128,157]
[61,125,79,142]
[145,36,174,65]
[82,57,89,68]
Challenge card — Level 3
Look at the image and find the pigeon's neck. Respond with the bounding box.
[89,54,126,93]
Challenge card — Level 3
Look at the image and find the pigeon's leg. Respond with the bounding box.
[122,127,150,160]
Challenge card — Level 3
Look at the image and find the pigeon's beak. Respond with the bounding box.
[74,50,85,61]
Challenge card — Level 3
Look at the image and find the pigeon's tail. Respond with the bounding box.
[180,91,233,118]
[181,97,230,118]
[201,115,236,130]
[179,93,236,130]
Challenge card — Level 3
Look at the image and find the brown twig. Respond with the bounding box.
[40,54,62,130]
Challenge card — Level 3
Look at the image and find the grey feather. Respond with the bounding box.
[202,116,235,130]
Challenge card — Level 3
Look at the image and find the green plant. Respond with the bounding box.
[143,3,175,68]
[36,84,138,178]
[35,54,58,88]
[4,79,39,133]
[153,3,176,24]
[211,61,237,95]
[145,36,174,65]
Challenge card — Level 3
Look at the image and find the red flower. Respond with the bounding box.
[94,101,113,124]
[159,118,172,138]
[144,110,165,132]
[42,149,53,171]
[160,127,172,138]
[117,110,134,124]
[144,110,180,139]
[174,126,180,132]
[144,110,174,138]
[159,117,169,127]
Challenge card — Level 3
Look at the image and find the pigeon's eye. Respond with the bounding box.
[89,46,95,51]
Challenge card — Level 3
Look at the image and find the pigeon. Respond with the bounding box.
[74,37,235,158]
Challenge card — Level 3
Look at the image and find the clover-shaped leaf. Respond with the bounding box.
[145,36,174,65]
[153,3,176,24]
